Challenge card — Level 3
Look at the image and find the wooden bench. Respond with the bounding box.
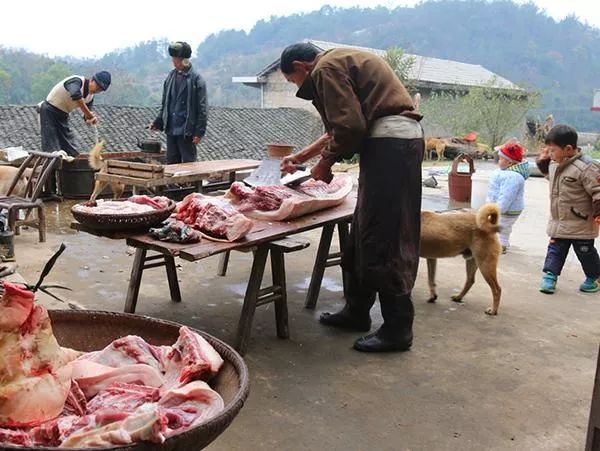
[235,237,310,354]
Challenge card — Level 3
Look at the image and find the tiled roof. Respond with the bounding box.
[0,105,324,160]
[256,39,521,91]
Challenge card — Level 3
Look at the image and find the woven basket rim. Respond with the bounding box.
[71,199,176,219]
[0,310,250,451]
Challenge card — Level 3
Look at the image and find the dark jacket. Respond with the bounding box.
[296,48,419,164]
[153,65,207,138]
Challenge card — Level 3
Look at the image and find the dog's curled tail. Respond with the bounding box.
[476,203,501,233]
[88,139,106,170]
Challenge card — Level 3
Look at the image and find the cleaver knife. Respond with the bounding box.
[243,159,309,187]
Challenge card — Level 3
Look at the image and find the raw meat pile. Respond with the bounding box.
[73,195,171,215]
[175,193,253,242]
[225,174,353,221]
[128,195,171,210]
[0,281,225,448]
[294,177,351,197]
[227,184,296,212]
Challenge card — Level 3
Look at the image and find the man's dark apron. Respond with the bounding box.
[342,115,424,296]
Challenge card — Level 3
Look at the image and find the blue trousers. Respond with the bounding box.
[543,238,600,279]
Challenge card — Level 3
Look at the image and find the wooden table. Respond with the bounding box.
[94,159,260,195]
[71,194,356,354]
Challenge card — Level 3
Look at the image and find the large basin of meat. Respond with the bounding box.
[1,310,249,451]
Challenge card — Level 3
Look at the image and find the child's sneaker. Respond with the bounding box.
[539,272,557,294]
[579,277,600,293]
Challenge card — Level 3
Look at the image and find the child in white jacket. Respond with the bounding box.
[486,141,529,253]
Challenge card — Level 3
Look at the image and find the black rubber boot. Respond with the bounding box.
[353,293,414,352]
[319,272,375,332]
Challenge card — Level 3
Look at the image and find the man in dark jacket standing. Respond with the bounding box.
[280,43,424,353]
[151,41,208,164]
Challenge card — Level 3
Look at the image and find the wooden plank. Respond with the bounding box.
[95,173,155,187]
[125,197,356,262]
[93,159,260,189]
[107,160,164,171]
[163,159,260,177]
[269,237,311,253]
[106,167,164,180]
[175,195,357,261]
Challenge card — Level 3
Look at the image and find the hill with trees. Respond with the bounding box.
[1,0,599,130]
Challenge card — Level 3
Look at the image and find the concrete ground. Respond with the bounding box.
[12,165,599,451]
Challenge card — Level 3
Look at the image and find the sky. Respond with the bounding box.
[0,0,598,58]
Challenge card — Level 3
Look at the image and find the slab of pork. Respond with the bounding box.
[0,282,80,427]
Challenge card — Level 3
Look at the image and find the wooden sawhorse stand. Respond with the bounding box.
[124,249,181,314]
[217,219,351,313]
[304,219,350,309]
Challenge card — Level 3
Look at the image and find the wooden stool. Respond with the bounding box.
[235,237,310,355]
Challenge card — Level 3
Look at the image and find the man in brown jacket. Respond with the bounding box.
[280,43,424,352]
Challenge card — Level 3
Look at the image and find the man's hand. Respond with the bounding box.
[595,216,600,225]
[85,112,98,125]
[192,136,202,145]
[281,154,303,174]
[310,158,334,183]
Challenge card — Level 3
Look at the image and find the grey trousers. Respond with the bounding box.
[39,101,79,156]
[166,135,197,164]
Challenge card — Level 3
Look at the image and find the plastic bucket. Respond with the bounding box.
[471,170,493,209]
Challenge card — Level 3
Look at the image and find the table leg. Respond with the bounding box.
[270,248,289,339]
[125,248,147,313]
[217,251,230,277]
[235,245,269,355]
[305,223,335,309]
[164,255,182,303]
[337,221,350,294]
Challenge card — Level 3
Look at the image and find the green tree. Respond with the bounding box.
[384,46,416,92]
[0,68,10,104]
[30,62,72,102]
[421,80,539,148]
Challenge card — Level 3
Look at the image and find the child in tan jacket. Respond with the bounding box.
[536,124,600,293]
